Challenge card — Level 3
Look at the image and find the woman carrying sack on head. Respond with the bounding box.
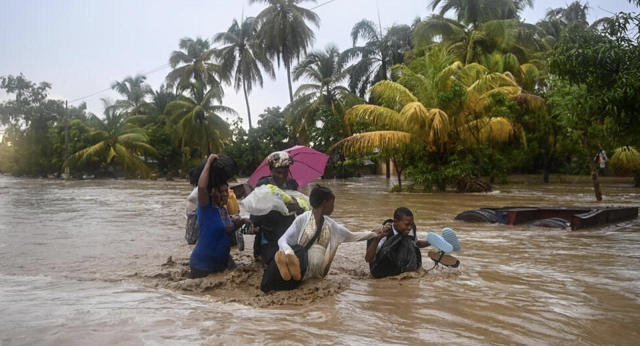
[250,151,308,265]
[189,154,252,279]
[260,185,384,293]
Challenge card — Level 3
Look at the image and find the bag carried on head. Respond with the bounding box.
[185,211,199,244]
[369,234,422,279]
[189,155,238,189]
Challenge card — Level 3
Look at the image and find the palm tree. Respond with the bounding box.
[334,49,536,187]
[286,43,363,144]
[110,74,152,115]
[214,17,275,130]
[127,84,177,128]
[609,146,640,187]
[416,0,543,71]
[249,0,320,103]
[549,1,589,25]
[164,82,236,157]
[428,0,533,29]
[413,13,545,68]
[340,20,412,97]
[536,1,592,48]
[165,37,225,96]
[148,84,177,118]
[480,51,542,92]
[70,99,157,176]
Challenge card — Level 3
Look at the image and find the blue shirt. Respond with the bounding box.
[189,203,231,272]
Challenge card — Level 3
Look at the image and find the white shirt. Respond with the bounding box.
[278,211,378,278]
[186,187,198,216]
[376,224,418,252]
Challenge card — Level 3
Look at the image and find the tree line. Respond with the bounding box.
[1,0,639,200]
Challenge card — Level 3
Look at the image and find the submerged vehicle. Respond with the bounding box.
[454,207,639,230]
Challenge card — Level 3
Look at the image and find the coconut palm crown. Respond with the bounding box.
[250,0,320,103]
[70,99,157,176]
[165,37,226,96]
[285,43,364,144]
[164,82,236,157]
[214,16,275,129]
[110,74,152,116]
[340,20,412,97]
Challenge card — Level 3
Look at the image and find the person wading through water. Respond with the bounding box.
[189,154,251,278]
[250,151,306,265]
[260,185,385,292]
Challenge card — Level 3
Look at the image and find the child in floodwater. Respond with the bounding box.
[189,154,251,279]
[260,185,384,292]
[365,207,424,278]
[365,207,461,278]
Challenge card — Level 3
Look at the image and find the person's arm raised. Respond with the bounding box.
[197,154,218,205]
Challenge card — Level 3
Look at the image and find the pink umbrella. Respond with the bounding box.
[247,146,330,190]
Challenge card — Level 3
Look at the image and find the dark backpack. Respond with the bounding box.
[369,230,422,279]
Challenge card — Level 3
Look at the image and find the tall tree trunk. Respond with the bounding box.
[204,128,211,157]
[242,80,252,130]
[437,151,447,191]
[286,62,294,104]
[386,158,391,178]
[543,154,551,183]
[476,144,482,179]
[544,132,559,183]
[583,133,602,201]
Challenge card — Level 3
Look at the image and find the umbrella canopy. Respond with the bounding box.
[247,146,330,190]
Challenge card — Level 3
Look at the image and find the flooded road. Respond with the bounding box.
[0,175,639,345]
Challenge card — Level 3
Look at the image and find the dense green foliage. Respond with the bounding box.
[1,0,639,198]
[225,107,296,176]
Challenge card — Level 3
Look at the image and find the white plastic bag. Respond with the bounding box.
[241,185,288,216]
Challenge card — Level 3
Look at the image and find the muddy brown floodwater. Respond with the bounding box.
[0,175,639,345]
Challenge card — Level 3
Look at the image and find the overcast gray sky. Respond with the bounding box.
[1,0,637,128]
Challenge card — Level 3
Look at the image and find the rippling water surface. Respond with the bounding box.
[1,175,639,345]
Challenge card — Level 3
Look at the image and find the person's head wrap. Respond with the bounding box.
[266,151,293,168]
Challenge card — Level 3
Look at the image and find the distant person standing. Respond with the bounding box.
[595,148,609,176]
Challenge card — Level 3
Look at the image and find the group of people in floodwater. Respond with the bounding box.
[185,151,461,293]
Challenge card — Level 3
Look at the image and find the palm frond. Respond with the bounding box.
[460,117,516,145]
[609,146,640,175]
[70,141,108,168]
[369,80,418,109]
[344,104,403,129]
[331,131,415,155]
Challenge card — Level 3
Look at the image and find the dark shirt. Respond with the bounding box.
[252,176,299,243]
[256,176,299,190]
